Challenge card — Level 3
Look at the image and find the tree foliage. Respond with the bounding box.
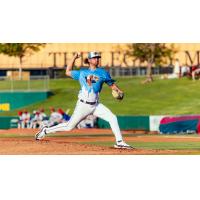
[127,43,176,83]
[0,43,45,62]
[128,43,176,66]
[0,43,46,79]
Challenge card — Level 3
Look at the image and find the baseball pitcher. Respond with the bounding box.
[35,52,133,149]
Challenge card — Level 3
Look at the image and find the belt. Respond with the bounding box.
[80,99,97,105]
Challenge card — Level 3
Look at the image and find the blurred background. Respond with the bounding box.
[0,43,199,79]
[1,43,200,131]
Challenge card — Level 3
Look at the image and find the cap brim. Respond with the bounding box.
[88,56,101,59]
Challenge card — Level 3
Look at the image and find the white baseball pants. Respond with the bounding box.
[45,100,123,142]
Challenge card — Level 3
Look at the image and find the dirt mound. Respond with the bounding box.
[0,128,199,155]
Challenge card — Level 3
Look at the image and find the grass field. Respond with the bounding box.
[1,76,200,116]
[84,141,200,151]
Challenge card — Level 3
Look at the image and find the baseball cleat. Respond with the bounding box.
[114,140,134,149]
[35,126,47,140]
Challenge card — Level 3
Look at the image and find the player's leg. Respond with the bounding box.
[21,121,25,129]
[35,101,94,140]
[93,103,133,149]
[192,70,196,80]
[18,120,21,129]
[93,103,122,141]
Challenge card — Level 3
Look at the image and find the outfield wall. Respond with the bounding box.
[0,91,51,112]
[0,116,18,129]
[0,115,154,130]
[97,116,150,130]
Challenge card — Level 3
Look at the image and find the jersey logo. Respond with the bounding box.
[86,75,99,86]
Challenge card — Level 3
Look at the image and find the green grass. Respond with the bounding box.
[0,79,48,91]
[82,141,200,151]
[1,76,200,116]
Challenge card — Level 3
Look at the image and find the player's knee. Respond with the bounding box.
[65,126,73,131]
[62,122,74,131]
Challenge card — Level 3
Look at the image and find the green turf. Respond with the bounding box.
[0,79,48,91]
[1,76,200,116]
[81,141,200,151]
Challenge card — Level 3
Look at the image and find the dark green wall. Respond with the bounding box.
[0,91,51,112]
[97,116,150,130]
[0,116,150,130]
[0,116,18,129]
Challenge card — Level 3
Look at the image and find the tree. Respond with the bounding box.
[0,43,46,80]
[127,43,176,83]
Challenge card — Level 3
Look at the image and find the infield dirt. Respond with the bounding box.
[0,128,200,154]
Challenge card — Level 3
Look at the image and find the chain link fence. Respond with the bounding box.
[0,76,50,91]
[106,66,173,77]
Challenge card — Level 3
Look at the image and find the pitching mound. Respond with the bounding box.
[0,128,200,154]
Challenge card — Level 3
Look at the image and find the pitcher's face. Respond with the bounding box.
[88,57,100,66]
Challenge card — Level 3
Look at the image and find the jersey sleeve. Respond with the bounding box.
[104,70,116,86]
[71,70,80,80]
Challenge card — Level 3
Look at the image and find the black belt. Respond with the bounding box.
[80,99,97,105]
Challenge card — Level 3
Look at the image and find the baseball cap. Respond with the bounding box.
[88,52,101,59]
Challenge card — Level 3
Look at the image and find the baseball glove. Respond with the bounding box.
[112,90,124,100]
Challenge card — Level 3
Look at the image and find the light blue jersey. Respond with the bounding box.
[71,67,115,102]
